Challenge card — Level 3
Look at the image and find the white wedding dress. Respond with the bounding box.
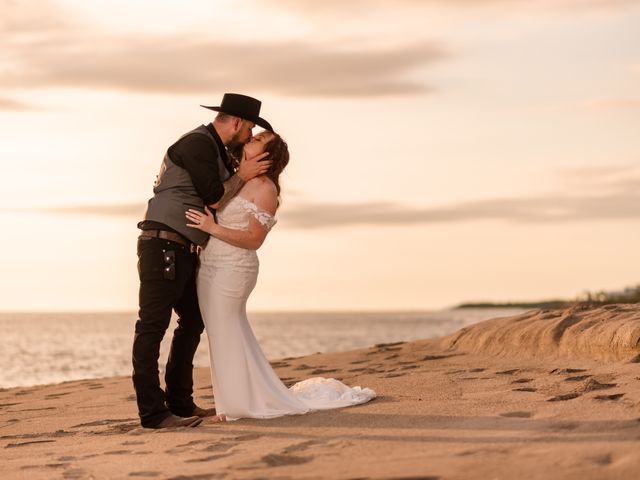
[196,195,375,420]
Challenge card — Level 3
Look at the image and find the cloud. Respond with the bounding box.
[1,37,442,98]
[258,0,640,15]
[0,0,444,98]
[279,190,640,228]
[578,97,640,110]
[0,96,35,111]
[7,169,640,228]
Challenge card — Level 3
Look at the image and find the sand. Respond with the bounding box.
[1,304,639,479]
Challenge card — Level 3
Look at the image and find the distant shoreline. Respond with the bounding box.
[456,301,570,309]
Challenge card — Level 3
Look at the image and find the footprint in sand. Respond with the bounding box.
[45,392,72,399]
[511,378,534,384]
[122,441,146,446]
[587,453,614,466]
[229,433,262,441]
[367,345,403,355]
[349,360,368,365]
[547,392,581,402]
[294,364,314,371]
[261,453,313,467]
[311,368,339,374]
[422,354,456,361]
[5,439,57,448]
[513,387,538,392]
[235,441,334,470]
[200,443,236,453]
[364,368,385,374]
[579,379,617,393]
[594,393,625,401]
[184,453,232,463]
[550,368,587,375]
[270,361,290,368]
[62,468,88,479]
[71,418,137,429]
[564,375,591,382]
[375,341,406,349]
[282,440,324,454]
[500,411,533,418]
[14,406,56,412]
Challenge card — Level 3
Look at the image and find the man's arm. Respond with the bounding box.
[212,151,271,209]
[171,135,225,205]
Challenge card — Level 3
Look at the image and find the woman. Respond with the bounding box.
[185,131,375,421]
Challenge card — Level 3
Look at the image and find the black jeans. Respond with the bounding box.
[132,236,204,427]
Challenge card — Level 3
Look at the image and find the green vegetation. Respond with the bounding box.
[578,285,640,304]
[456,284,640,309]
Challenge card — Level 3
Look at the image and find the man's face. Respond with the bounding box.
[227,119,255,160]
[234,119,255,145]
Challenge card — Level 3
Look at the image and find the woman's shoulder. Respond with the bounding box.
[241,176,277,213]
[245,175,277,195]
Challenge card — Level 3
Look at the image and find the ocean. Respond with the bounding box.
[0,309,525,389]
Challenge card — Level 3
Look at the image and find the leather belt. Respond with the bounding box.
[139,229,202,254]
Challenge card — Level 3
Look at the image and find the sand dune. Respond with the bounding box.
[1,305,639,479]
[439,304,640,362]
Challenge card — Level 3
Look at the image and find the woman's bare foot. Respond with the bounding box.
[208,413,227,423]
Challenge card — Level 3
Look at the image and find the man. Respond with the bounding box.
[133,93,273,428]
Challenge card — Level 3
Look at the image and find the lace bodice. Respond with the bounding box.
[199,195,276,270]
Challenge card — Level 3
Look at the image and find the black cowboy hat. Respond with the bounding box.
[201,93,273,132]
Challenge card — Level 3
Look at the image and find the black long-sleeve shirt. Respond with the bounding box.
[138,123,233,235]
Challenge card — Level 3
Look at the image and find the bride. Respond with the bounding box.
[185,131,375,421]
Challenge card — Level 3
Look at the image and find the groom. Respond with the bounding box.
[133,93,273,428]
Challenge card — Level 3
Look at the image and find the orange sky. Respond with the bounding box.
[1,0,639,311]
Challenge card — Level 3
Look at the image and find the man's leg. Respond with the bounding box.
[132,237,190,427]
[165,249,204,417]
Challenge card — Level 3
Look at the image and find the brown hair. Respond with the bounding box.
[263,133,289,200]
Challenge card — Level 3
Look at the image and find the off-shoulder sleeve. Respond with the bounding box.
[238,197,278,231]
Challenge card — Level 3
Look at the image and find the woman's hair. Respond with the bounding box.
[263,133,289,200]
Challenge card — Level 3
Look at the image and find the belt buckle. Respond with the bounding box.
[190,244,202,255]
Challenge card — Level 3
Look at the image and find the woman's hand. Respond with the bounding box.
[185,207,217,234]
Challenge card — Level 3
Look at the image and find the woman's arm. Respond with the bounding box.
[186,179,278,251]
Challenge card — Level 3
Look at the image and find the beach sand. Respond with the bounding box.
[1,304,639,479]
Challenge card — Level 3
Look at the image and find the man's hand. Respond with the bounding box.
[237,150,271,182]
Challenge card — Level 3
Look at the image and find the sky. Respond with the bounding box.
[0,0,639,312]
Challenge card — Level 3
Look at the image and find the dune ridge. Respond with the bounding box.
[439,304,640,362]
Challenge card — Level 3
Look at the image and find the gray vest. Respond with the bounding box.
[142,125,231,245]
